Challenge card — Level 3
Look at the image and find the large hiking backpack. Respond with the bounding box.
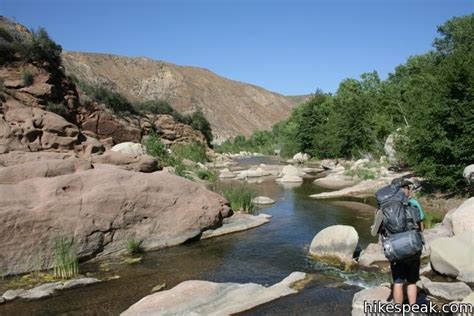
[375,184,423,262]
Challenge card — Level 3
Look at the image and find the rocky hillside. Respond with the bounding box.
[61,52,296,142]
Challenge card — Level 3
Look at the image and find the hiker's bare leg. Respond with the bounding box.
[393,283,404,304]
[407,283,417,305]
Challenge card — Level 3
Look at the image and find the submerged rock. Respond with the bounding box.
[201,213,271,239]
[121,272,307,316]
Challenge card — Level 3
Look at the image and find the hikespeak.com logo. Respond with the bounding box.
[363,300,474,315]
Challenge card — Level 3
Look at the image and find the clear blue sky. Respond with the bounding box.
[1,0,472,95]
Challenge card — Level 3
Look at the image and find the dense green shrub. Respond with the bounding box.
[45,102,68,117]
[76,79,138,114]
[171,142,208,163]
[189,110,213,146]
[196,169,217,181]
[0,27,13,42]
[21,70,34,86]
[25,27,62,65]
[143,131,167,158]
[136,99,175,115]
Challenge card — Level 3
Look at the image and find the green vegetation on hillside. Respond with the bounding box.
[216,14,474,191]
[0,26,62,65]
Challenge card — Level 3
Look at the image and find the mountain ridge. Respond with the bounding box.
[61,51,298,142]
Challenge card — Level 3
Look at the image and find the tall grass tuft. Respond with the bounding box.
[221,185,257,214]
[52,237,79,279]
[126,237,142,255]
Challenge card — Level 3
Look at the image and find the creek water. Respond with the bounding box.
[0,157,390,315]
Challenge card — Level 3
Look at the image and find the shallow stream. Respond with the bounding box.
[0,157,390,315]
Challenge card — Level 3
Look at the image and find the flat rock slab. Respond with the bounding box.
[1,278,101,302]
[419,276,472,301]
[352,286,391,316]
[328,201,376,213]
[310,173,410,199]
[201,213,271,239]
[313,174,356,189]
[122,272,306,316]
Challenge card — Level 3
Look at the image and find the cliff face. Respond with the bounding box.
[61,52,296,142]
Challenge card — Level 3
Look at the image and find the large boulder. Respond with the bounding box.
[464,165,474,184]
[430,230,474,283]
[0,168,230,275]
[91,150,159,173]
[121,272,306,316]
[1,97,80,153]
[309,225,359,265]
[446,198,474,235]
[111,142,146,156]
[276,165,303,183]
[0,158,92,184]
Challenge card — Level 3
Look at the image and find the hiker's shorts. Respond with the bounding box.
[390,253,421,284]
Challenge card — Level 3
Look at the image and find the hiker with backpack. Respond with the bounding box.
[371,179,425,306]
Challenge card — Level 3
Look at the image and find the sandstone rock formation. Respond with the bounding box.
[91,151,159,173]
[0,168,230,275]
[121,272,307,315]
[0,157,92,184]
[61,51,296,141]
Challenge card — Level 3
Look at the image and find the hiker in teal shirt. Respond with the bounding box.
[405,188,425,231]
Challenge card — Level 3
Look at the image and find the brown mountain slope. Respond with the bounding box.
[61,52,296,142]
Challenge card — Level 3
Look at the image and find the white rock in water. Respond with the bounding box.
[111,142,147,156]
[253,196,275,205]
[419,276,472,301]
[309,225,359,265]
